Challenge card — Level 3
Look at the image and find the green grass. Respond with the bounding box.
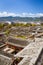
[15,35,26,39]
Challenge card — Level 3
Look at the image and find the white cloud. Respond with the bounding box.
[0,12,43,17]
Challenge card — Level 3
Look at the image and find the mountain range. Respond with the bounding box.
[0,16,43,22]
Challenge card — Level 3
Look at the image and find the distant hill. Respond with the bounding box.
[0,16,43,22]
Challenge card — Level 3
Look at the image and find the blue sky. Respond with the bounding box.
[0,0,43,13]
[0,0,43,17]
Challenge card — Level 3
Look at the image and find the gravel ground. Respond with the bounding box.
[35,49,43,65]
